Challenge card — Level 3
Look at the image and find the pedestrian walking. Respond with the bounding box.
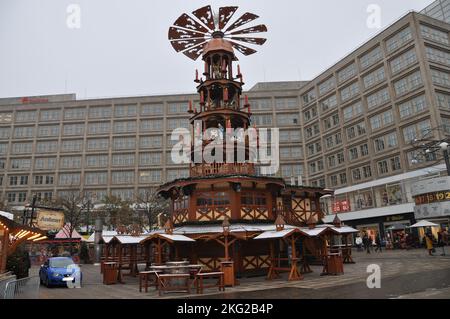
[425,232,434,256]
[375,235,382,253]
[363,233,371,254]
[438,228,447,256]
[355,235,363,252]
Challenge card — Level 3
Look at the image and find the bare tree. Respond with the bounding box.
[135,190,169,231]
[101,195,135,230]
[56,190,88,240]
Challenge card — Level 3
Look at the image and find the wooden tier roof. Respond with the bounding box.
[158,174,286,194]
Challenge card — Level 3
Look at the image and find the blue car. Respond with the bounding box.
[39,257,82,287]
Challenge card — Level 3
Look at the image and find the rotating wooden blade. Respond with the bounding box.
[229,37,267,46]
[182,42,206,61]
[174,13,209,33]
[219,6,238,30]
[229,24,268,36]
[192,5,215,31]
[170,38,208,53]
[225,12,259,32]
[168,26,206,41]
[230,41,257,56]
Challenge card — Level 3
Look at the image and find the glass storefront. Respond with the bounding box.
[356,224,380,245]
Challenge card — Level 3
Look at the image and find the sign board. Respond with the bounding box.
[332,200,351,213]
[414,202,450,220]
[36,209,65,231]
[411,176,450,197]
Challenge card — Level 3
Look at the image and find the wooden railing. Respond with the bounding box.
[190,163,255,177]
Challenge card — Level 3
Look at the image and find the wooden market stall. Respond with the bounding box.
[0,214,46,273]
[104,235,149,280]
[140,233,196,266]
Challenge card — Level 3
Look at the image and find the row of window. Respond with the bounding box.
[4,169,189,188]
[307,24,420,104]
[303,69,424,127]
[302,22,449,113]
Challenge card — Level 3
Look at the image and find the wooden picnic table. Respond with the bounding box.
[157,273,191,296]
[139,270,162,293]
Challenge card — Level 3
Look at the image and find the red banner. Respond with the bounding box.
[332,200,351,213]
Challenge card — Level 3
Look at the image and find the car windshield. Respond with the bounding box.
[49,259,74,268]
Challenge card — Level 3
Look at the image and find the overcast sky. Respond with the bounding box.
[0,0,436,99]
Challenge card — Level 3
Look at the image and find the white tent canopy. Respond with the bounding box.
[409,220,440,228]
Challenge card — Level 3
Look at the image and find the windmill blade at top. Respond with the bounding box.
[168,26,207,41]
[229,37,267,46]
[225,12,259,33]
[219,6,238,30]
[182,42,206,61]
[229,24,268,36]
[174,13,210,34]
[229,41,258,56]
[170,38,208,53]
[192,5,216,31]
[168,6,268,60]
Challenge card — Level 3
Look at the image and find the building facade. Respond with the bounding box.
[0,4,449,238]
[0,81,307,211]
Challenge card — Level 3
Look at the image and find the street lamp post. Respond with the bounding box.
[439,142,450,176]
[94,216,103,265]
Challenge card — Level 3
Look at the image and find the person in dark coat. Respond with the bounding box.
[363,234,371,254]
[438,229,447,256]
[375,235,382,253]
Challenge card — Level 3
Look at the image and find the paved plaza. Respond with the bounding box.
[34,249,450,299]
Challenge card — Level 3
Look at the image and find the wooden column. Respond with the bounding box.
[188,195,197,221]
[175,245,179,261]
[288,235,302,281]
[224,235,229,261]
[0,227,9,273]
[231,187,240,220]
[156,239,162,265]
[267,241,278,280]
[300,238,312,274]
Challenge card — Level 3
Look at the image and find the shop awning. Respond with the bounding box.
[409,220,440,228]
[322,203,415,223]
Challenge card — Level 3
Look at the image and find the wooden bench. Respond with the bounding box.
[139,271,162,293]
[157,274,191,296]
[195,272,225,294]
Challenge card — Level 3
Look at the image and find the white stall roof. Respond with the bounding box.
[86,230,118,243]
[327,226,359,234]
[0,211,13,220]
[173,223,297,235]
[298,227,329,237]
[112,236,149,244]
[140,233,195,243]
[254,229,298,240]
